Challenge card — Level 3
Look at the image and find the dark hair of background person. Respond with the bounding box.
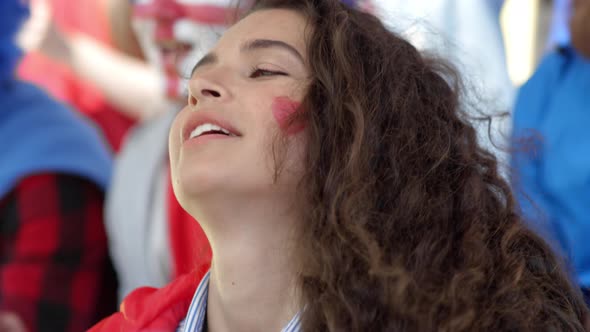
[247,0,590,331]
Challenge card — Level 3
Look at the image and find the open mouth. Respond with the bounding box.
[189,123,238,140]
[183,112,242,144]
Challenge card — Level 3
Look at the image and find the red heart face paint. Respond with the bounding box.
[271,96,306,135]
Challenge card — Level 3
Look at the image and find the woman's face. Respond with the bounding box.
[169,8,310,207]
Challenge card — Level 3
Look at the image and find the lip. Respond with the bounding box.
[182,111,242,144]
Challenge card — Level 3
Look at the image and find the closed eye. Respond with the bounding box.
[249,68,288,79]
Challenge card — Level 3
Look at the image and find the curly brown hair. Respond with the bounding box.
[248,0,590,331]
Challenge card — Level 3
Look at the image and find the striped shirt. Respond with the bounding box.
[179,271,302,332]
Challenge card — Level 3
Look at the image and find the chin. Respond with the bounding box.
[179,169,279,200]
[176,166,223,196]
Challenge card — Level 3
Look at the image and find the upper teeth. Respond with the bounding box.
[189,123,232,139]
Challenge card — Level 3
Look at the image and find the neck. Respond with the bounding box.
[192,193,302,332]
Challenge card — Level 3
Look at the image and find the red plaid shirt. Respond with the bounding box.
[0,173,117,332]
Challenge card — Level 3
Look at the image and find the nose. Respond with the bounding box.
[187,74,229,107]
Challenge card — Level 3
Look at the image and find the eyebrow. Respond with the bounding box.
[191,53,218,76]
[190,38,304,77]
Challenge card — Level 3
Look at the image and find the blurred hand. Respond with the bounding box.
[16,0,72,63]
[570,0,590,58]
[16,0,50,52]
[0,312,27,332]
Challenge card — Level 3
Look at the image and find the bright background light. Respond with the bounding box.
[375,0,551,87]
[501,0,540,86]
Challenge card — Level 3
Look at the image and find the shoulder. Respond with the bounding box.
[88,267,208,332]
[523,46,585,99]
[0,81,98,135]
[1,81,67,113]
[522,46,575,89]
[513,46,588,121]
[512,47,572,122]
[0,81,112,196]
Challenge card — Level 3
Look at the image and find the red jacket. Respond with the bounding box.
[89,264,209,332]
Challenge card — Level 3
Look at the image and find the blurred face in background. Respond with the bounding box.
[131,0,235,101]
[570,0,590,57]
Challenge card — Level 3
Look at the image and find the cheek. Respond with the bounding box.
[169,108,187,160]
[271,96,306,136]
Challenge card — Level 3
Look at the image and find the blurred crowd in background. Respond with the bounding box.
[0,0,588,330]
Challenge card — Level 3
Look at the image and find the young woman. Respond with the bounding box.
[92,0,589,331]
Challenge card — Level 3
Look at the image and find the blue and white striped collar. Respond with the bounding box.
[179,271,302,332]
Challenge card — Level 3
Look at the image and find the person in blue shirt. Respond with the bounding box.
[511,0,590,301]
